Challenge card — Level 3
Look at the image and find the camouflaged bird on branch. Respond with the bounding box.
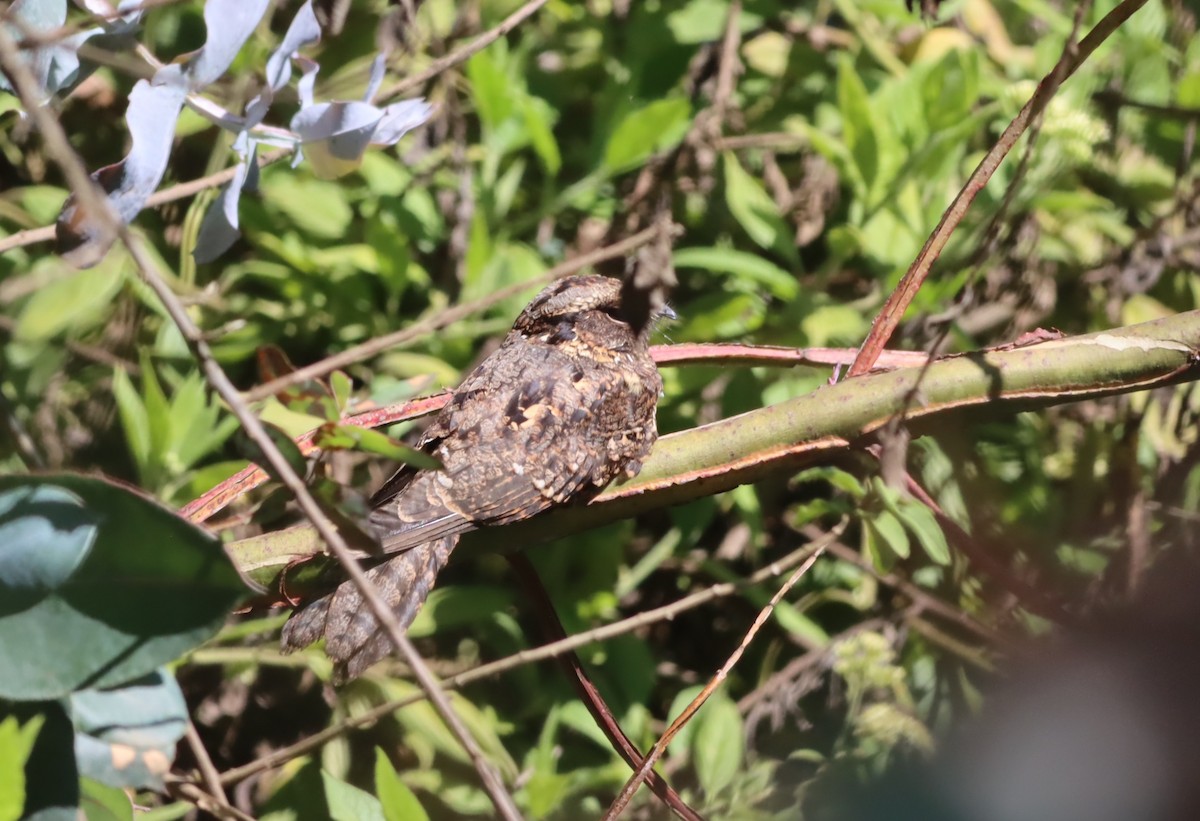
[281,275,666,682]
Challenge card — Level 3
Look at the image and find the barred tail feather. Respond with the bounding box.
[280,535,458,682]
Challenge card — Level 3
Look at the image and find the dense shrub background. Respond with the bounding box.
[2,0,1199,818]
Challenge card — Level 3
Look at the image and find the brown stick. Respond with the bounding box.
[508,554,705,821]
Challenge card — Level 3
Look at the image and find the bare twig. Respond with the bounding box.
[184,720,231,811]
[165,780,256,821]
[378,0,551,101]
[847,0,1148,377]
[0,28,522,821]
[0,148,293,256]
[602,546,825,819]
[709,1,742,130]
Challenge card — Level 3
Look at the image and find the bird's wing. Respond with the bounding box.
[368,367,618,554]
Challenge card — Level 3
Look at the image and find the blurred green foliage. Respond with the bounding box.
[2,0,1200,818]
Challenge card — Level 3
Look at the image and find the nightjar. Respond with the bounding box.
[280,275,665,681]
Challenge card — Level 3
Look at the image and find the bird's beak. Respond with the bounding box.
[657,304,678,321]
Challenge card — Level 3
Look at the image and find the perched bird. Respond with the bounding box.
[281,275,666,681]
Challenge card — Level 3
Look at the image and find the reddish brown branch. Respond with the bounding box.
[847,0,1148,377]
[507,554,705,821]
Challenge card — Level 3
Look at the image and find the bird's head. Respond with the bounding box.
[513,275,675,339]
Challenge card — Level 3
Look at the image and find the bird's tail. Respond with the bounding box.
[280,535,458,682]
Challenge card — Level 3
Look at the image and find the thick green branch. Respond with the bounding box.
[228,311,1200,586]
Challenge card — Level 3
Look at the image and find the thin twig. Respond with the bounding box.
[709,1,742,129]
[166,781,257,821]
[212,537,832,787]
[241,224,670,403]
[847,0,1148,377]
[184,720,231,810]
[966,0,1093,275]
[602,546,825,819]
[0,148,293,256]
[377,0,551,101]
[0,28,522,821]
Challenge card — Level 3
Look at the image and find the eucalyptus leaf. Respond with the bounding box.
[0,475,247,700]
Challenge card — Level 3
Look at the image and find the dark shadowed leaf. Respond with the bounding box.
[234,422,310,483]
[0,476,246,700]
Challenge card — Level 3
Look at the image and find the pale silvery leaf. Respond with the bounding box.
[184,0,271,90]
[265,0,321,92]
[56,70,186,266]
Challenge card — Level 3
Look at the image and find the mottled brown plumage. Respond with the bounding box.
[280,275,664,681]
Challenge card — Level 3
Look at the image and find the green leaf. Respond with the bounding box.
[866,509,910,562]
[722,152,799,265]
[675,291,766,341]
[79,778,133,821]
[14,255,125,342]
[136,353,172,475]
[666,0,763,44]
[801,304,869,347]
[672,247,798,300]
[322,770,386,821]
[170,376,239,473]
[330,372,353,416]
[691,694,744,796]
[894,499,951,565]
[466,48,515,133]
[262,174,353,240]
[0,713,44,821]
[603,98,692,173]
[837,55,880,190]
[312,424,442,470]
[407,585,516,638]
[70,670,186,790]
[3,701,78,820]
[520,96,561,175]
[792,466,867,499]
[0,475,247,700]
[111,369,152,484]
[375,749,428,821]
